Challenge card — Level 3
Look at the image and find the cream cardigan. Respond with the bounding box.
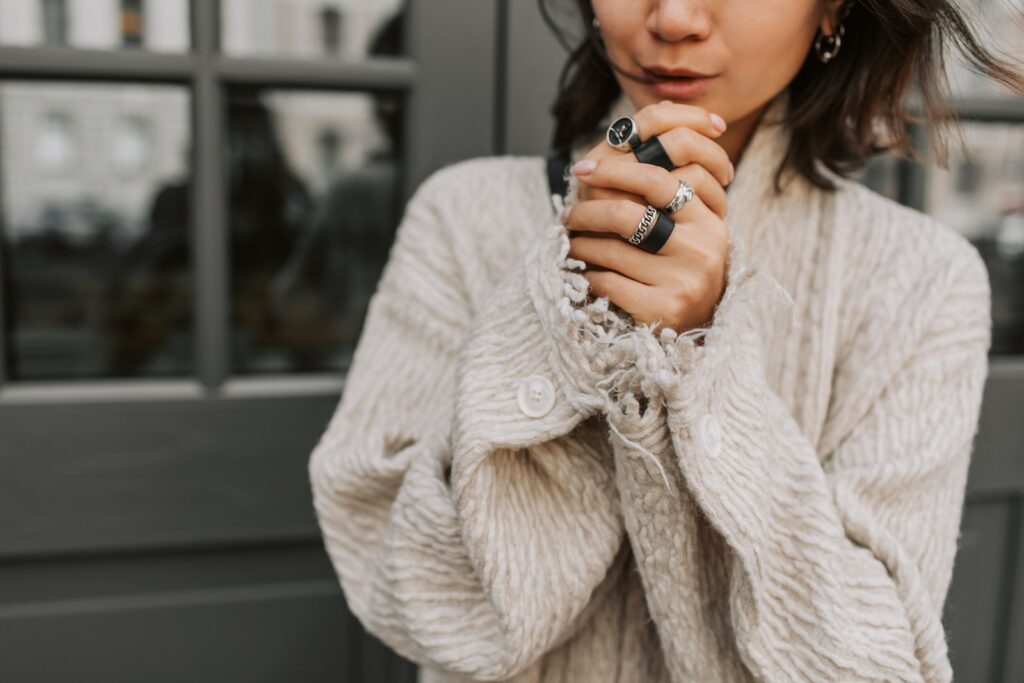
[308,90,991,682]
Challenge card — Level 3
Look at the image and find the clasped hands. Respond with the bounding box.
[559,100,735,337]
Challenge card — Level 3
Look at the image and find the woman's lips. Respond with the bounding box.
[649,75,715,99]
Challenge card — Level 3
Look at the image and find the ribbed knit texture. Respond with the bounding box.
[308,90,992,683]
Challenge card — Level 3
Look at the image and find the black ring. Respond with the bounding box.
[636,210,675,254]
[632,135,675,170]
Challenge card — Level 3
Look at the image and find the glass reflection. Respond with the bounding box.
[221,0,406,59]
[227,86,403,374]
[925,122,1024,355]
[0,81,192,379]
[0,0,189,52]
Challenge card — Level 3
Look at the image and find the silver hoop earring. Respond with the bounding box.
[814,23,844,63]
[592,17,600,30]
[814,2,853,64]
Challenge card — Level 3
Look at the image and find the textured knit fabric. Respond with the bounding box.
[307,90,992,683]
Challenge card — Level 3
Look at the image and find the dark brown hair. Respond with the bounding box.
[539,0,1024,193]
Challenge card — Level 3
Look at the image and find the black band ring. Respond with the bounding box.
[635,210,676,254]
[632,135,675,171]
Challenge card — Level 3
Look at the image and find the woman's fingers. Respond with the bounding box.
[628,100,726,146]
[563,196,727,264]
[567,234,663,286]
[654,126,733,187]
[673,163,728,220]
[575,157,727,221]
[580,267,673,329]
[562,199,653,242]
[611,101,734,187]
[575,183,636,203]
[561,193,712,249]
[629,101,733,184]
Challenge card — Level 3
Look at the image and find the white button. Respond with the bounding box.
[697,414,722,458]
[517,374,556,418]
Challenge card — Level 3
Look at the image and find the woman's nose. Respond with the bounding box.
[648,0,712,42]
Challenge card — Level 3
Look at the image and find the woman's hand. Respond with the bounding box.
[560,100,734,336]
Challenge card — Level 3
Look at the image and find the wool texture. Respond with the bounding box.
[308,90,992,682]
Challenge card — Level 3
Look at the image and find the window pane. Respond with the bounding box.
[924,122,1024,355]
[221,0,406,59]
[0,81,192,379]
[227,88,404,374]
[0,0,189,52]
[947,0,1024,99]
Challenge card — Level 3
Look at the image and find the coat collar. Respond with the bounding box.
[568,90,813,245]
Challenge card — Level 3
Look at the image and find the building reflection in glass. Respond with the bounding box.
[226,85,404,374]
[221,0,405,60]
[925,122,1024,354]
[0,81,192,379]
[225,10,405,375]
[0,0,189,52]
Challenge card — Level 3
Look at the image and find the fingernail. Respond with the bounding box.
[560,205,571,223]
[710,113,727,132]
[572,159,597,174]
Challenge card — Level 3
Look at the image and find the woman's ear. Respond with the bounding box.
[819,0,846,36]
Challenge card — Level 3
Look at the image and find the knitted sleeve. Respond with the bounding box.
[639,230,991,682]
[307,164,627,681]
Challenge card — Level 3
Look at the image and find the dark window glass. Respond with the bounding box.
[221,0,406,59]
[0,82,192,380]
[923,121,1024,355]
[226,88,404,374]
[0,0,188,52]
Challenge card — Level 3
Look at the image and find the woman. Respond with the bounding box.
[309,1,1023,681]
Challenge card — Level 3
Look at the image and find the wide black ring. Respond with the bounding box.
[632,135,675,171]
[635,210,675,254]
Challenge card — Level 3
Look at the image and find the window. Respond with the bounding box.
[221,0,405,60]
[225,88,403,374]
[0,82,191,379]
[0,0,412,385]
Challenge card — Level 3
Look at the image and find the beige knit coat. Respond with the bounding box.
[308,90,992,682]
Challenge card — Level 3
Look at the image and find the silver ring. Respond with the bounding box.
[664,179,695,215]
[628,205,658,246]
[606,116,642,152]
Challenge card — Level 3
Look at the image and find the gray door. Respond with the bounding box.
[0,1,502,680]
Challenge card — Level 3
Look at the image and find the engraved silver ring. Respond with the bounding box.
[664,179,695,216]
